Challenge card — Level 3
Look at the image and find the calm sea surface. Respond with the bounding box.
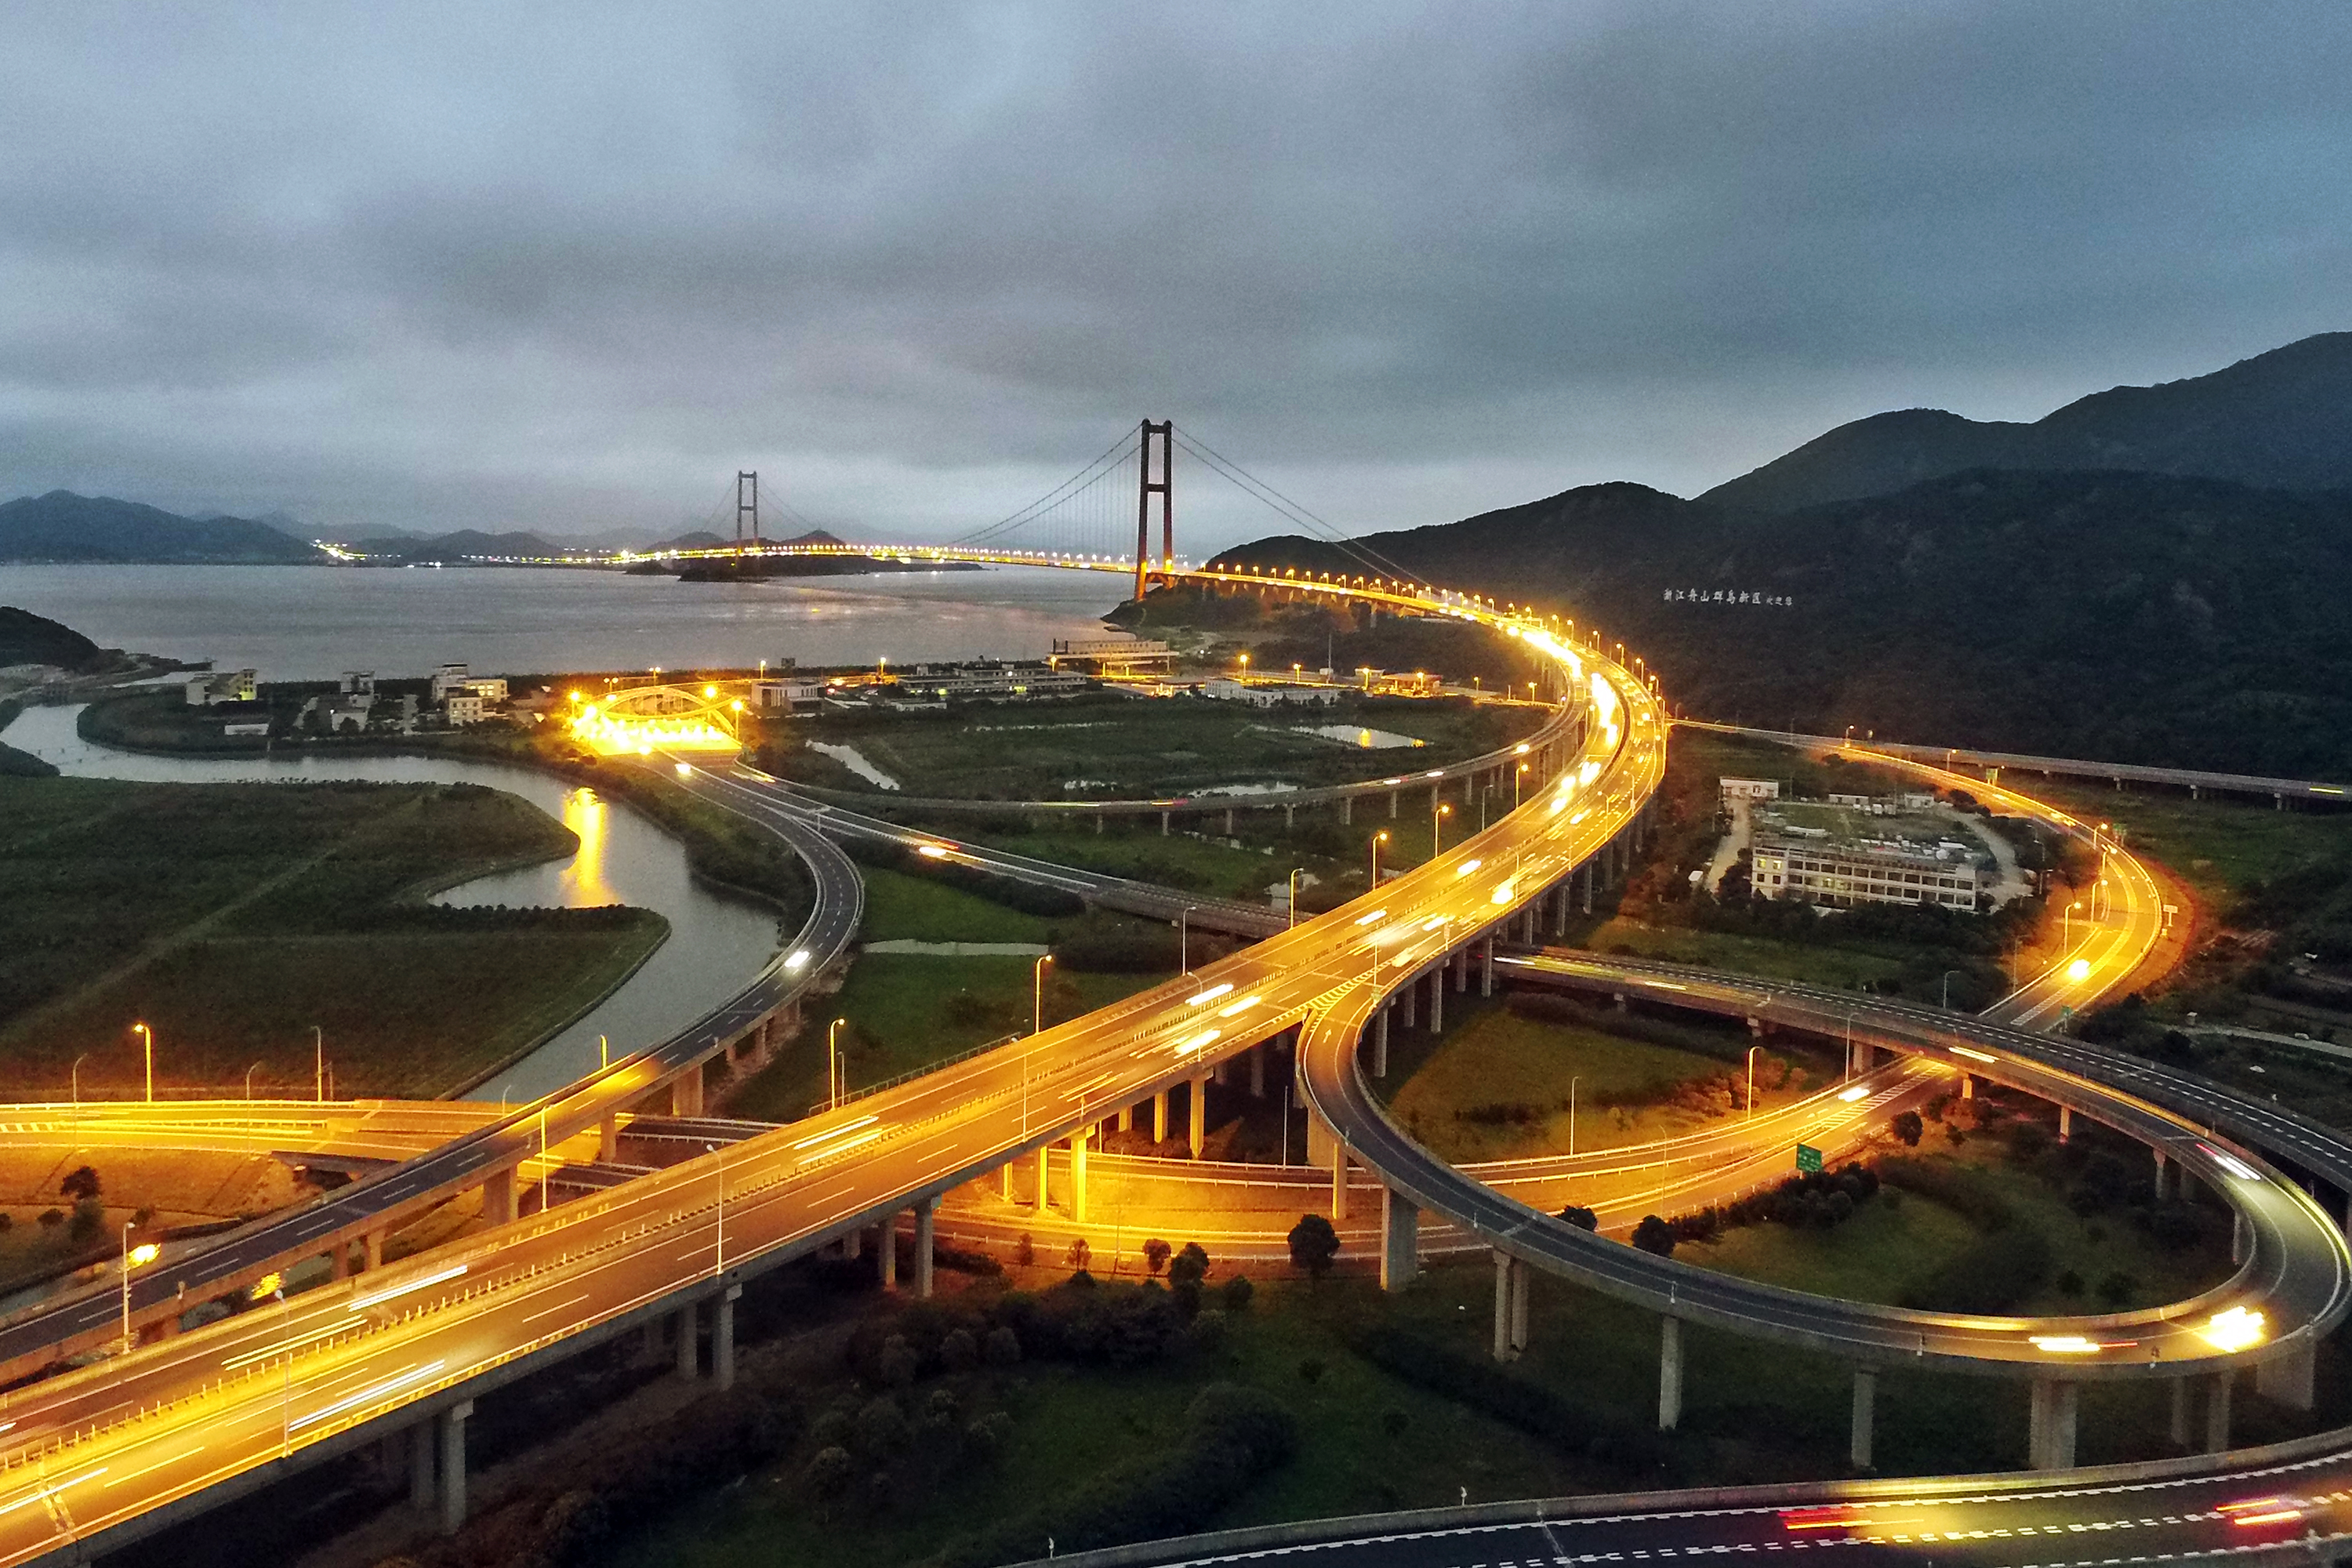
[0,562,1125,680]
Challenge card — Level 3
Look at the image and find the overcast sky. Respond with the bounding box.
[3,2,2347,550]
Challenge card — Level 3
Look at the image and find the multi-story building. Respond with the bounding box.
[1719,777,1780,804]
[184,669,258,706]
[1751,837,1983,911]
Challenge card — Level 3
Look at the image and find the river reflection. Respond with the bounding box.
[0,705,780,1101]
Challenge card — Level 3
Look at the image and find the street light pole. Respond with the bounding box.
[1286,869,1303,930]
[1370,830,1388,887]
[245,1061,263,1100]
[71,1052,89,1109]
[1180,907,1196,975]
[1033,954,1053,1035]
[1431,800,1451,859]
[132,1022,153,1103]
[827,1018,847,1111]
[1746,1044,1760,1118]
[119,1221,134,1348]
[1941,970,1962,1010]
[313,1025,324,1102]
[706,1142,723,1275]
[1569,1076,1580,1157]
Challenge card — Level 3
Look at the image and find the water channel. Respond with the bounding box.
[0,703,783,1102]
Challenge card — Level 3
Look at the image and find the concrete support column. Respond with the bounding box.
[713,1283,741,1392]
[1850,1370,1876,1471]
[1380,1189,1417,1292]
[1402,975,1417,1029]
[1374,1011,1390,1079]
[2257,1341,2317,1410]
[437,1400,473,1536]
[1330,1141,1349,1222]
[1490,1251,1521,1363]
[364,1229,384,1272]
[1069,1132,1091,1224]
[1480,936,1494,997]
[410,1419,435,1512]
[2028,1379,2078,1470]
[1959,1074,1973,1100]
[1454,948,1468,993]
[676,1301,700,1377]
[481,1163,517,1227]
[1429,970,1445,1034]
[1189,1073,1209,1159]
[1116,1102,1134,1131]
[330,1243,350,1283]
[2170,1376,2193,1447]
[2206,1370,2234,1453]
[2057,1105,2071,1144]
[1152,1090,1169,1143]
[670,1060,704,1117]
[2153,1149,2172,1202]
[1553,884,1569,938]
[1581,859,1593,913]
[2232,1207,2250,1265]
[914,1199,936,1299]
[1342,794,1352,826]
[1250,1044,1265,1098]
[1389,789,1399,818]
[1511,1256,1530,1354]
[1658,1317,1684,1431]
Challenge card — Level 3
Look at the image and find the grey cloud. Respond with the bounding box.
[2,2,2348,546]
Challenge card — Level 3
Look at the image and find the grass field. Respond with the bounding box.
[857,866,1068,944]
[760,691,1540,803]
[2017,775,2352,907]
[1377,999,1828,1162]
[1575,917,1918,990]
[0,776,666,1098]
[724,953,1172,1123]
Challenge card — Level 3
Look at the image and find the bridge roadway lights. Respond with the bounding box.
[714,1283,742,1391]
[1657,1316,1682,1428]
[915,1198,936,1299]
[2027,1380,2079,1470]
[1850,1370,1875,1471]
[1381,1190,1417,1291]
[1491,1253,1530,1363]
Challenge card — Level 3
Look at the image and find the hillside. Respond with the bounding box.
[1211,470,2352,779]
[1703,332,2352,512]
[0,492,320,564]
[0,607,104,672]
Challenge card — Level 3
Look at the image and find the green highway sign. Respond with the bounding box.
[1795,1143,1824,1174]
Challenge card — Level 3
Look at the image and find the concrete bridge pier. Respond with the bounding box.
[1658,1317,1683,1429]
[1401,976,1417,1029]
[1454,948,1468,993]
[437,1400,473,1534]
[1481,936,1494,996]
[677,1301,701,1377]
[1581,859,1594,913]
[1490,1253,1530,1363]
[914,1199,936,1299]
[1116,1102,1134,1131]
[1153,1089,1169,1143]
[1330,1142,1349,1221]
[2028,1379,2078,1470]
[2258,1341,2316,1410]
[2206,1370,2234,1451]
[601,1112,621,1161]
[670,1061,704,1117]
[1069,1132,1091,1223]
[1035,1144,1051,1213]
[1429,970,1445,1034]
[2170,1376,2193,1446]
[481,1163,517,1227]
[1250,1043,1267,1097]
[329,1242,350,1282]
[2232,1208,2250,1264]
[2058,1105,2072,1143]
[1373,1010,1390,1078]
[1389,789,1399,818]
[2152,1149,2172,1202]
[877,1215,898,1287]
[1189,1073,1209,1158]
[713,1283,742,1390]
[364,1228,384,1272]
[1850,1370,1875,1470]
[1553,884,1569,938]
[1381,1189,1417,1291]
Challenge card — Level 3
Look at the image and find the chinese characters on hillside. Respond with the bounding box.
[1662,588,1792,605]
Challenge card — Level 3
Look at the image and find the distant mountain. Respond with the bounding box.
[1210,469,2352,779]
[0,492,320,564]
[1702,332,2352,512]
[0,605,104,671]
[644,527,846,553]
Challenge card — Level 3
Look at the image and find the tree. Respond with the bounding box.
[1287,1214,1340,1279]
[1142,1238,1173,1276]
[1065,1237,1093,1275]
[60,1166,100,1203]
[1631,1214,1676,1258]
[1892,1110,1924,1147]
[1557,1205,1598,1231]
[1168,1241,1210,1289]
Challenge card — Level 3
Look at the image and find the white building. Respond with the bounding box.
[1200,678,1339,708]
[1751,838,1982,911]
[430,663,471,700]
[1719,777,1780,804]
[184,669,258,706]
[444,691,485,726]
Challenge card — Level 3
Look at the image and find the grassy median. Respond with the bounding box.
[0,776,666,1098]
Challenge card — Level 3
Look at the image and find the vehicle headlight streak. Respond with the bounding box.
[347,1263,469,1312]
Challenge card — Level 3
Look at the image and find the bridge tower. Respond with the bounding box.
[735,470,759,546]
[1132,419,1172,601]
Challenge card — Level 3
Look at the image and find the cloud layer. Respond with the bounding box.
[3,2,2348,548]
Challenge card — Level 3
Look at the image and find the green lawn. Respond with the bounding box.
[726,953,1172,1123]
[1377,1000,1828,1163]
[858,866,1066,944]
[0,776,666,1098]
[1577,917,1915,989]
[2016,775,2352,908]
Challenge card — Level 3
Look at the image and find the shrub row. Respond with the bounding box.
[842,834,1087,917]
[1348,1325,1675,1479]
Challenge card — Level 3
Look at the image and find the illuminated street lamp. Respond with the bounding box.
[132,1022,154,1103]
[1746,1044,1761,1118]
[313,1025,325,1102]
[1431,800,1453,857]
[1033,955,1053,1035]
[1370,830,1388,886]
[245,1060,264,1100]
[827,1018,848,1111]
[1569,1075,1581,1157]
[1180,906,1197,976]
[1515,761,1530,808]
[1287,868,1305,930]
[71,1052,89,1108]
[1941,970,1963,1011]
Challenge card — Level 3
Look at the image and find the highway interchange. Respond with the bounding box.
[0,564,2347,1566]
